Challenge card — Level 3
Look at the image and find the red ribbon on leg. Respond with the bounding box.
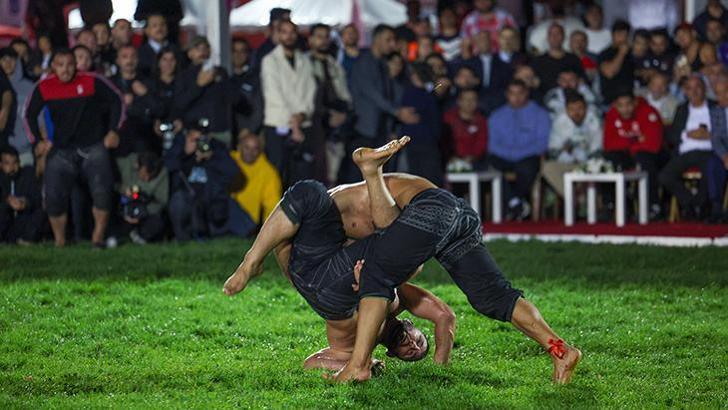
[548,339,566,360]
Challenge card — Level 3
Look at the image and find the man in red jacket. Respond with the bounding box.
[443,88,488,169]
[603,89,664,219]
[24,49,125,247]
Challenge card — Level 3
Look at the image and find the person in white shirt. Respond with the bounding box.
[543,90,603,197]
[583,4,612,55]
[261,20,317,187]
[659,75,715,220]
[543,69,598,118]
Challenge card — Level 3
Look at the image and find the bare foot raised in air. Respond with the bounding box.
[353,136,411,177]
[548,339,582,384]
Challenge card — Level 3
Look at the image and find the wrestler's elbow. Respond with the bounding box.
[436,307,457,328]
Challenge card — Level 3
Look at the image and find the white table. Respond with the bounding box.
[564,171,648,227]
[446,171,502,224]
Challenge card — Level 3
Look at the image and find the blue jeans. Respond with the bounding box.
[226,199,257,238]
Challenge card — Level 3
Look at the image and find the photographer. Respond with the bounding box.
[165,120,238,241]
[118,152,169,244]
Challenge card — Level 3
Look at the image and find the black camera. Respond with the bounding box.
[195,118,212,154]
[159,122,176,151]
[121,186,150,220]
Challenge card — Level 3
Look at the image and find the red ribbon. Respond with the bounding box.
[548,338,566,359]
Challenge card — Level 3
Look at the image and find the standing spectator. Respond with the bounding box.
[627,0,679,33]
[9,39,34,79]
[0,146,44,244]
[260,20,317,186]
[400,63,443,186]
[569,30,599,83]
[707,77,728,223]
[345,24,419,182]
[252,8,291,73]
[111,19,133,51]
[488,80,551,220]
[1,48,34,166]
[639,72,679,126]
[598,20,635,106]
[0,48,16,150]
[110,45,162,157]
[166,123,238,241]
[527,6,585,55]
[583,3,612,55]
[138,14,180,78]
[531,23,585,94]
[134,0,183,45]
[461,31,512,115]
[543,69,598,117]
[443,88,488,170]
[435,8,463,62]
[497,26,526,67]
[544,90,602,198]
[460,0,515,53]
[175,36,243,148]
[118,151,169,244]
[337,24,361,82]
[308,23,352,185]
[231,38,262,135]
[72,45,95,73]
[603,89,664,218]
[694,0,728,41]
[30,33,54,76]
[228,130,282,237]
[23,50,124,247]
[75,29,98,58]
[152,47,182,151]
[92,22,115,75]
[660,76,715,220]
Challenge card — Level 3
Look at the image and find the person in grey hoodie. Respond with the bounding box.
[1,48,35,166]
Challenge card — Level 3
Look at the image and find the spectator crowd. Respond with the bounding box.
[2,0,728,247]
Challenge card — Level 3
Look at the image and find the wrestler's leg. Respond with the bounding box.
[446,245,581,384]
[223,205,299,296]
[353,136,410,228]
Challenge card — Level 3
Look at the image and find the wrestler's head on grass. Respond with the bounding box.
[383,318,429,362]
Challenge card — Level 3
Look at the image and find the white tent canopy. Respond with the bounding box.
[229,0,407,28]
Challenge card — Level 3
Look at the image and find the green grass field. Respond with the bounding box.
[1,239,726,408]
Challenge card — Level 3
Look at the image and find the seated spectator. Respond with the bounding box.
[631,29,652,86]
[707,77,728,223]
[531,23,585,95]
[660,76,716,220]
[408,35,438,62]
[513,64,544,103]
[638,29,674,85]
[543,69,598,117]
[165,122,238,241]
[138,14,180,77]
[604,89,664,218]
[30,33,53,76]
[0,146,43,244]
[228,130,282,237]
[24,49,124,248]
[111,19,133,51]
[496,27,527,67]
[74,29,98,60]
[435,8,463,62]
[175,36,244,148]
[703,18,728,66]
[460,0,515,53]
[260,20,317,186]
[543,90,602,198]
[92,22,115,76]
[598,20,635,106]
[569,30,599,83]
[674,23,702,72]
[118,152,169,244]
[443,88,488,170]
[488,79,551,220]
[1,48,33,166]
[694,0,728,41]
[583,3,611,55]
[639,72,679,126]
[9,38,35,79]
[461,31,512,115]
[110,45,163,157]
[400,63,444,186]
[0,48,17,150]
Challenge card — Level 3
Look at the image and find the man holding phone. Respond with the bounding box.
[660,75,716,221]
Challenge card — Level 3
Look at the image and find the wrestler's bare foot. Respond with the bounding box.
[353,136,411,176]
[550,341,582,384]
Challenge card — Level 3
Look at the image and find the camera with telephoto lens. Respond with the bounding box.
[121,185,150,220]
[195,118,212,154]
[159,122,176,151]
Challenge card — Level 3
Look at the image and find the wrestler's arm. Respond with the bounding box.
[223,205,299,296]
[304,347,352,371]
[397,283,456,365]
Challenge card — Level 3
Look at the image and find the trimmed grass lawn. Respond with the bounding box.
[1,239,726,408]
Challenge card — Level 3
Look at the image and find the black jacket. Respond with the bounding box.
[0,166,41,216]
[666,100,718,153]
[110,72,164,155]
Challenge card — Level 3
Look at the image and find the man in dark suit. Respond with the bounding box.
[460,30,513,115]
[343,24,420,183]
[707,77,728,222]
[137,13,181,77]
